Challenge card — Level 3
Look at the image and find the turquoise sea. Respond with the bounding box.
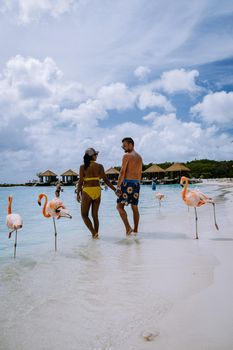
[0,183,232,350]
[0,184,223,259]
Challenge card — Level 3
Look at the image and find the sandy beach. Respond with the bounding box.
[0,183,233,350]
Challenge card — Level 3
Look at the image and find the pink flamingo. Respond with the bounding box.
[180,176,219,239]
[155,192,165,207]
[6,196,23,258]
[37,193,72,251]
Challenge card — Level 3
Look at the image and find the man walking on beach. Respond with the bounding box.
[116,137,143,235]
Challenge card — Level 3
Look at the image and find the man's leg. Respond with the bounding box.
[116,202,133,235]
[131,204,139,233]
[81,193,97,238]
[91,197,101,237]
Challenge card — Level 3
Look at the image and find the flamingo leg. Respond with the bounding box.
[194,207,198,239]
[53,217,58,251]
[14,230,18,259]
[212,203,219,230]
[8,229,15,239]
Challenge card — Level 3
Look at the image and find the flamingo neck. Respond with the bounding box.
[41,194,51,218]
[182,178,189,200]
[8,197,12,215]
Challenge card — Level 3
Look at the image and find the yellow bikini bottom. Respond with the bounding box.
[82,186,101,200]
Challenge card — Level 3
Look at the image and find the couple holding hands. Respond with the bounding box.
[77,137,143,238]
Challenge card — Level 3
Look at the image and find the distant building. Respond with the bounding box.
[38,170,58,184]
[165,163,191,179]
[142,164,165,179]
[61,169,78,184]
[105,167,120,181]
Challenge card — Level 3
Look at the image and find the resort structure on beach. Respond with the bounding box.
[60,170,79,184]
[0,160,233,187]
[38,170,58,184]
[104,167,120,181]
[141,163,191,184]
[35,163,192,186]
[35,167,120,186]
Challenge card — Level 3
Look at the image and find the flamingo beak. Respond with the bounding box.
[38,200,41,206]
[56,208,72,219]
[180,183,184,188]
[64,212,72,219]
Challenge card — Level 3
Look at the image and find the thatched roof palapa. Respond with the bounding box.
[105,167,120,175]
[39,170,57,177]
[143,164,165,173]
[165,163,191,172]
[61,169,78,176]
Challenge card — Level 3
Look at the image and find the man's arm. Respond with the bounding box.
[117,154,129,188]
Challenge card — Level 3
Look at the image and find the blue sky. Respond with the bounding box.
[0,0,233,182]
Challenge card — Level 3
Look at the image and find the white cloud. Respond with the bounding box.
[139,112,232,162]
[134,66,151,80]
[0,55,233,183]
[4,54,63,86]
[158,68,200,94]
[0,1,233,88]
[60,99,107,126]
[0,55,87,124]
[0,0,76,24]
[191,91,233,124]
[97,83,135,111]
[136,68,202,98]
[137,91,175,112]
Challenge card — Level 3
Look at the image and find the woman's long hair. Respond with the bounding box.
[84,154,93,170]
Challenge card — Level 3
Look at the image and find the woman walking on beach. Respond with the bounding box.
[77,148,116,239]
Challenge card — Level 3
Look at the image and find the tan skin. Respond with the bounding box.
[116,141,143,236]
[77,154,116,239]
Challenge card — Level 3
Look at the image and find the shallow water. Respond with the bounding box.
[0,184,232,350]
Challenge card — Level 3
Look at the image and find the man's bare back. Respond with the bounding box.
[117,150,142,185]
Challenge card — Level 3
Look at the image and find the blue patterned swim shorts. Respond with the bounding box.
[117,179,140,206]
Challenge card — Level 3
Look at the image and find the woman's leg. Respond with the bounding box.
[81,192,96,238]
[91,197,101,236]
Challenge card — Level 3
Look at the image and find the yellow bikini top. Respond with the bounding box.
[84,177,100,181]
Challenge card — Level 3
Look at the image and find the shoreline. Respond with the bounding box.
[200,178,233,186]
[1,177,233,187]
